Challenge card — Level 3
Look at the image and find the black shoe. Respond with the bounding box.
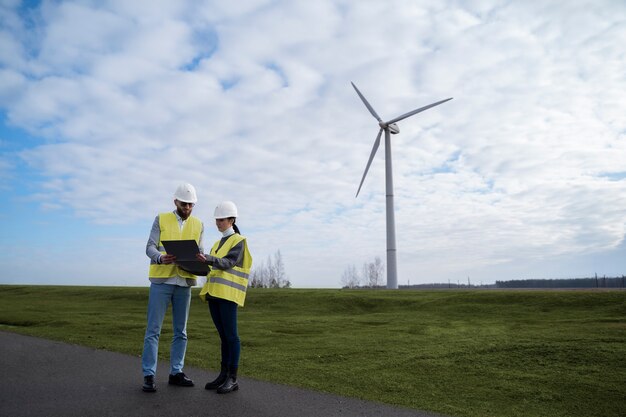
[216,367,239,394]
[169,372,194,387]
[205,365,228,390]
[142,375,156,392]
[216,376,239,394]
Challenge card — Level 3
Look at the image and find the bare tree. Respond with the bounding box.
[361,256,385,288]
[249,250,289,288]
[371,256,384,287]
[274,250,286,288]
[249,268,261,288]
[250,259,268,288]
[266,254,279,288]
[341,264,360,288]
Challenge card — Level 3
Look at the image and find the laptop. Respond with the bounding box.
[161,239,209,276]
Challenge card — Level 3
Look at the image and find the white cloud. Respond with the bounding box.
[1,0,625,287]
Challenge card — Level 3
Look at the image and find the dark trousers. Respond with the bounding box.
[208,298,240,368]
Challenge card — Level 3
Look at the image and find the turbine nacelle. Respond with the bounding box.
[381,122,400,134]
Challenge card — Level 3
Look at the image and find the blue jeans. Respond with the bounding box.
[141,283,191,377]
[208,298,240,368]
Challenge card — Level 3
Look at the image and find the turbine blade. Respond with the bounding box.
[386,97,453,125]
[356,128,383,198]
[351,82,383,123]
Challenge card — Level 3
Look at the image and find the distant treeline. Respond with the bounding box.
[396,276,626,289]
[495,276,626,289]
[398,283,489,289]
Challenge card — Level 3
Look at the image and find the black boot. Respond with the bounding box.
[142,375,156,392]
[205,364,228,390]
[216,366,238,394]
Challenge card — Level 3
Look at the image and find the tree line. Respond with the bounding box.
[495,275,626,288]
[398,276,626,289]
[341,256,385,288]
[249,249,291,288]
[341,270,626,289]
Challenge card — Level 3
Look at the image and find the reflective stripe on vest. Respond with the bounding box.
[209,276,247,292]
[148,212,202,280]
[199,234,252,307]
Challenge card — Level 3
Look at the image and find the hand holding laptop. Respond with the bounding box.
[161,254,176,264]
[161,240,209,276]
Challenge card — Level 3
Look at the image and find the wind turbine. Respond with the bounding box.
[351,82,452,289]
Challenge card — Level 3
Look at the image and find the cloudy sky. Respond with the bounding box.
[1,0,625,288]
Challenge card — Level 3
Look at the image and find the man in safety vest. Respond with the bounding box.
[141,183,204,392]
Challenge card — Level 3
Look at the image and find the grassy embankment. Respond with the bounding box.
[0,286,624,417]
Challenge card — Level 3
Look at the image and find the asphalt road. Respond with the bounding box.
[0,331,445,417]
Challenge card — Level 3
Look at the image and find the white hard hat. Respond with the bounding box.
[214,201,238,219]
[174,183,198,203]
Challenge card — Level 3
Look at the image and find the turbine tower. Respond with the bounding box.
[351,82,452,289]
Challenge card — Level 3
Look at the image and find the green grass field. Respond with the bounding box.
[0,286,624,417]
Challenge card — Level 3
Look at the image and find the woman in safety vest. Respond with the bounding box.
[196,201,252,394]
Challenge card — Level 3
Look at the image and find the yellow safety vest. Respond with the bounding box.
[148,212,202,284]
[199,234,252,307]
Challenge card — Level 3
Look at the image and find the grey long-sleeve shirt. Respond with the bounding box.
[202,235,244,270]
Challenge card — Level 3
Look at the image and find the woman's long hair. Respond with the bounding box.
[230,217,240,234]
